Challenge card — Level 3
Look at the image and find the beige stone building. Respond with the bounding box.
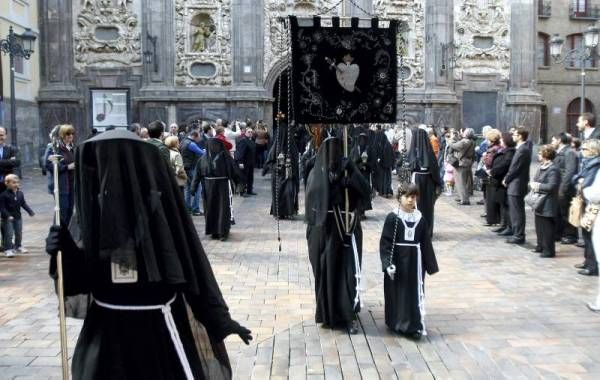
[0,0,40,163]
[538,0,600,141]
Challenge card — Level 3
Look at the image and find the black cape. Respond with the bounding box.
[265,123,299,218]
[192,138,242,237]
[305,137,371,327]
[371,129,394,196]
[408,128,442,237]
[379,211,438,335]
[350,134,375,210]
[50,129,238,379]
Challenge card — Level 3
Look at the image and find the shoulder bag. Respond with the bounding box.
[568,195,585,228]
[524,190,546,213]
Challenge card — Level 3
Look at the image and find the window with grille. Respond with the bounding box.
[566,33,596,68]
[537,33,550,67]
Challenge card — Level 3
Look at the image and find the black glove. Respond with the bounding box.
[45,224,72,257]
[228,320,252,345]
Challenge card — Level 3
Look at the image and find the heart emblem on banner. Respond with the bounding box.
[336,63,360,92]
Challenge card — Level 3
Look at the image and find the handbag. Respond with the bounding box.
[581,203,600,232]
[447,154,459,168]
[568,195,585,228]
[524,190,546,213]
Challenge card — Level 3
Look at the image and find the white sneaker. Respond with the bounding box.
[16,247,28,254]
[4,250,15,258]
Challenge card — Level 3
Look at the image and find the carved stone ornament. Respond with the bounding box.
[454,0,510,81]
[374,0,425,88]
[175,0,232,86]
[73,0,142,71]
[264,0,339,82]
[264,0,424,89]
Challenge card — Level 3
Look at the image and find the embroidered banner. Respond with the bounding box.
[290,16,397,124]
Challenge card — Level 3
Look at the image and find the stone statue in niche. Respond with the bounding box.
[190,13,216,53]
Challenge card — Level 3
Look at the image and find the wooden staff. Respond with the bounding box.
[48,153,69,380]
[343,125,350,232]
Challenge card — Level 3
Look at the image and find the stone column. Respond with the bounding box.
[38,0,78,96]
[232,0,264,86]
[423,0,458,126]
[142,0,176,87]
[504,0,543,139]
[37,0,83,140]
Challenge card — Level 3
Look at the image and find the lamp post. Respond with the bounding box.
[550,24,600,118]
[0,26,37,147]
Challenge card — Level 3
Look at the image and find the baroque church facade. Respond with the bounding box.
[37,0,541,140]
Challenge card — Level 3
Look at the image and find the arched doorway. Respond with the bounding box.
[566,98,594,137]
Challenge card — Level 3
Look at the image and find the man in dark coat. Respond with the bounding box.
[408,127,442,236]
[264,123,299,219]
[503,127,532,244]
[192,138,242,241]
[146,120,171,162]
[45,129,251,380]
[0,127,20,193]
[305,137,371,334]
[490,133,517,236]
[552,133,579,244]
[235,128,257,196]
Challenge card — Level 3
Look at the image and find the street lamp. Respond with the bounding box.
[550,24,600,119]
[143,33,158,73]
[0,26,37,147]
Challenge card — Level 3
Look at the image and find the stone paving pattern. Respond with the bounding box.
[1,169,599,379]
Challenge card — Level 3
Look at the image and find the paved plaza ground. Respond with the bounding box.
[1,169,600,379]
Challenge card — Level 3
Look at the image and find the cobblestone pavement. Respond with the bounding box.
[1,169,600,379]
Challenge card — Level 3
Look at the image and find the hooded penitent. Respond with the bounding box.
[265,123,300,218]
[54,129,239,379]
[407,127,442,237]
[305,137,371,327]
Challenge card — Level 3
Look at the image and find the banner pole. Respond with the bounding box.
[48,154,69,380]
[344,125,350,232]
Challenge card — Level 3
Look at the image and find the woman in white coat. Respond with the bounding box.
[583,162,600,312]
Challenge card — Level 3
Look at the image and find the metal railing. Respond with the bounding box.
[570,2,600,20]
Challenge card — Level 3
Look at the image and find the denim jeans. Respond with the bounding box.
[58,193,74,226]
[2,217,22,250]
[184,168,201,213]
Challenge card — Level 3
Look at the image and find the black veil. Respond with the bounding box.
[408,127,441,185]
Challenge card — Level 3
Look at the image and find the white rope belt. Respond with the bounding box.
[94,295,194,380]
[351,233,364,310]
[395,242,427,336]
[228,180,235,222]
[205,176,227,180]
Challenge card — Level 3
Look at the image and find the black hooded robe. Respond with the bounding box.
[350,134,375,214]
[192,138,242,238]
[371,130,394,197]
[265,124,300,218]
[379,210,438,336]
[49,130,242,380]
[305,137,372,328]
[408,128,442,237]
